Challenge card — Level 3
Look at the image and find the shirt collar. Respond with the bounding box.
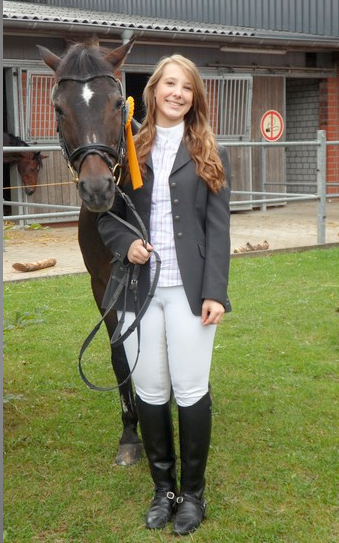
[155,122,184,145]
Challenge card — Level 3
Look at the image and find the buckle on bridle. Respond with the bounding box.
[111,162,122,185]
[67,162,79,183]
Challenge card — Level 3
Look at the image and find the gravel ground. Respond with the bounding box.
[3,200,339,282]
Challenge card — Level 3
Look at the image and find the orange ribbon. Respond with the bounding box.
[125,96,143,190]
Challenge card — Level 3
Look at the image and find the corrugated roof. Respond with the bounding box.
[3,0,339,49]
[3,1,256,37]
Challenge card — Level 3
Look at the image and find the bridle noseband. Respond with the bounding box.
[52,73,126,184]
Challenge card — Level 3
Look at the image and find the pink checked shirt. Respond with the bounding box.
[150,122,184,286]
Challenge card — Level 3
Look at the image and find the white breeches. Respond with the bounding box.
[118,285,216,407]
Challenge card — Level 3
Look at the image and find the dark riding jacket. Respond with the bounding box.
[97,142,232,316]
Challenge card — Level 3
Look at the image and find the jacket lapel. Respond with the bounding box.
[170,142,191,175]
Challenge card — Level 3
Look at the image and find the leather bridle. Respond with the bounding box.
[52,73,126,184]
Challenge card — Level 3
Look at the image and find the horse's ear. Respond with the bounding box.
[104,37,136,70]
[37,45,61,72]
[33,151,48,160]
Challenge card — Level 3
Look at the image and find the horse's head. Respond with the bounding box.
[38,39,135,212]
[3,131,48,196]
[17,151,47,196]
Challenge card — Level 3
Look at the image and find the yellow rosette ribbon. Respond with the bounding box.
[125,96,143,190]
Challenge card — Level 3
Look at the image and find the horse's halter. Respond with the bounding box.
[52,73,127,185]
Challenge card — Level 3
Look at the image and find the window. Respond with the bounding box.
[24,71,57,142]
[203,75,252,139]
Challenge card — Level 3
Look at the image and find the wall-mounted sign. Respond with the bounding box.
[260,110,284,141]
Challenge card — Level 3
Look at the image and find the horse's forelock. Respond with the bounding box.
[56,43,114,79]
[34,152,44,168]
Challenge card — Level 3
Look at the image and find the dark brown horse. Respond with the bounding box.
[3,132,47,196]
[38,39,142,465]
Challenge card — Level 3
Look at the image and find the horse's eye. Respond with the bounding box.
[115,99,124,111]
[54,105,64,117]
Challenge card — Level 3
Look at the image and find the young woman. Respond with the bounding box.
[98,54,231,535]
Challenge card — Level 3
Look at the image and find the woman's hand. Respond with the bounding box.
[201,299,225,326]
[127,239,153,265]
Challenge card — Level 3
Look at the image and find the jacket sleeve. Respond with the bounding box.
[201,145,232,312]
[97,191,139,263]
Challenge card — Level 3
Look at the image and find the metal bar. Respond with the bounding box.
[5,200,80,210]
[317,130,327,244]
[3,145,61,152]
[233,190,316,196]
[218,139,321,147]
[7,211,80,221]
[230,195,318,206]
[264,182,317,186]
[259,145,267,211]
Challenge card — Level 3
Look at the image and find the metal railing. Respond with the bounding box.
[3,131,339,245]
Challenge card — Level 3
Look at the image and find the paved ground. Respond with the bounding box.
[3,200,339,282]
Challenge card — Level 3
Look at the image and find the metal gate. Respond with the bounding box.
[25,72,57,142]
[203,75,252,139]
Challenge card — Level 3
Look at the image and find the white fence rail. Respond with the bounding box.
[3,131,339,245]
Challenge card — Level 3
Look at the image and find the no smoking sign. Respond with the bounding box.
[260,110,284,141]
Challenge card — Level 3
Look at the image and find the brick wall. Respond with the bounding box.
[286,79,319,194]
[320,74,339,194]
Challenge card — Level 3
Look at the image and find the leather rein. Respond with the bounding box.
[78,185,161,392]
[52,72,161,391]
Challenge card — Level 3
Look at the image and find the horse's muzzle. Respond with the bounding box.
[78,176,116,213]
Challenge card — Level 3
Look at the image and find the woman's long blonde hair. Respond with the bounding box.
[134,54,226,192]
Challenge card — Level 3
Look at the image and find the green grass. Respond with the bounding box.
[3,248,339,542]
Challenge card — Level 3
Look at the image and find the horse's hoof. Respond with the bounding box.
[114,442,143,466]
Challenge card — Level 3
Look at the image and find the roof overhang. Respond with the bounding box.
[3,1,339,53]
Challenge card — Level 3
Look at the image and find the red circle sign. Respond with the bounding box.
[260,110,284,141]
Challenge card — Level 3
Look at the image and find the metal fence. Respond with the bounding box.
[3,131,339,245]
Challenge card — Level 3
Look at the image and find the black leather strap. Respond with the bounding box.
[78,186,161,392]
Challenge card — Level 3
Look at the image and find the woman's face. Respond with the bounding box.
[153,62,194,127]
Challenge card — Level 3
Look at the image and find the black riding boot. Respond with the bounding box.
[173,392,212,535]
[135,395,177,529]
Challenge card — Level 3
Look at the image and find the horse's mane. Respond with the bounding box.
[3,132,29,147]
[56,41,115,79]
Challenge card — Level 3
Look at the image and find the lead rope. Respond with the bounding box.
[78,187,161,392]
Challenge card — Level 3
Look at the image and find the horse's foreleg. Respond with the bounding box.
[91,277,142,465]
[95,291,143,466]
[103,311,142,466]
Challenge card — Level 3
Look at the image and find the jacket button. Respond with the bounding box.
[173,199,179,205]
[177,232,183,238]
[174,215,180,221]
[171,182,177,188]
